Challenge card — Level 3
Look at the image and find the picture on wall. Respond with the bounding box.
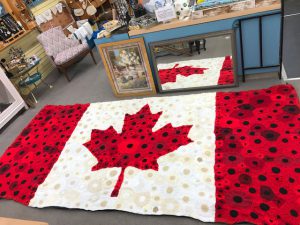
[98,38,156,97]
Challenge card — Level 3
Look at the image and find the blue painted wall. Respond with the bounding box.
[95,9,281,76]
[262,14,281,66]
[235,13,281,75]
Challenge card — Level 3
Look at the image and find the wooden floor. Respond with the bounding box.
[0,217,48,225]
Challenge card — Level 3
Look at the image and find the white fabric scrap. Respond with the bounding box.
[82,22,93,38]
[67,25,76,34]
[78,26,89,39]
[51,6,58,15]
[35,14,47,26]
[56,2,63,13]
[43,9,53,21]
[76,19,88,28]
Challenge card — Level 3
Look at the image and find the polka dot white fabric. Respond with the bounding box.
[30,93,217,222]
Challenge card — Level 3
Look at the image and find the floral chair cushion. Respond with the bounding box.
[37,26,84,59]
[54,43,89,65]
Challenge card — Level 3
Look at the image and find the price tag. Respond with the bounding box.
[155,5,177,23]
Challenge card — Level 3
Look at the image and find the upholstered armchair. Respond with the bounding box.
[37,26,96,81]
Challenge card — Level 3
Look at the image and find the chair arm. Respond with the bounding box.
[66,38,80,47]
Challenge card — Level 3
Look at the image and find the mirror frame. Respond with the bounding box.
[149,30,239,93]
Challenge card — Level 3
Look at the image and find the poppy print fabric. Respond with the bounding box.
[214,85,300,224]
[0,85,299,225]
[158,64,208,84]
[0,104,89,205]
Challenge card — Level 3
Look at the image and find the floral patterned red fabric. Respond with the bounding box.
[83,104,193,197]
[218,56,234,85]
[158,64,208,84]
[214,84,300,225]
[0,104,89,205]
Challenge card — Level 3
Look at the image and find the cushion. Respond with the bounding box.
[54,43,89,65]
[37,27,79,58]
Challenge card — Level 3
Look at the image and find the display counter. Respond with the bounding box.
[128,3,281,36]
[95,2,281,78]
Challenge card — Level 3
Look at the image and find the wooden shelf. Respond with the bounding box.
[128,3,281,36]
[0,29,36,52]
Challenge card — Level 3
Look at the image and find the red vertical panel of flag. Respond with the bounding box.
[0,104,89,205]
[214,85,300,224]
[218,56,234,85]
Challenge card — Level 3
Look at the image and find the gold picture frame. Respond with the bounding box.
[98,38,157,97]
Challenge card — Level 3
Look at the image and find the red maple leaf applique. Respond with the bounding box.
[158,64,208,84]
[83,104,193,197]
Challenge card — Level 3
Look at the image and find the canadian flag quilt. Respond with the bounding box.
[1,85,300,225]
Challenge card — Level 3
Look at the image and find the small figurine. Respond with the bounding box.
[8,47,25,64]
[174,0,193,20]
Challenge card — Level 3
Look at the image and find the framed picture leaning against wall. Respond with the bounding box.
[98,37,156,97]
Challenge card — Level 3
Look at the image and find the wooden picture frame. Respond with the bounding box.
[98,37,156,97]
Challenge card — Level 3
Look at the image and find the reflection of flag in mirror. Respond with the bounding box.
[217,56,234,85]
[158,56,234,85]
[158,64,208,84]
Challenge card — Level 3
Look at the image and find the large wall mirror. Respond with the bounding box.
[149,30,238,93]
